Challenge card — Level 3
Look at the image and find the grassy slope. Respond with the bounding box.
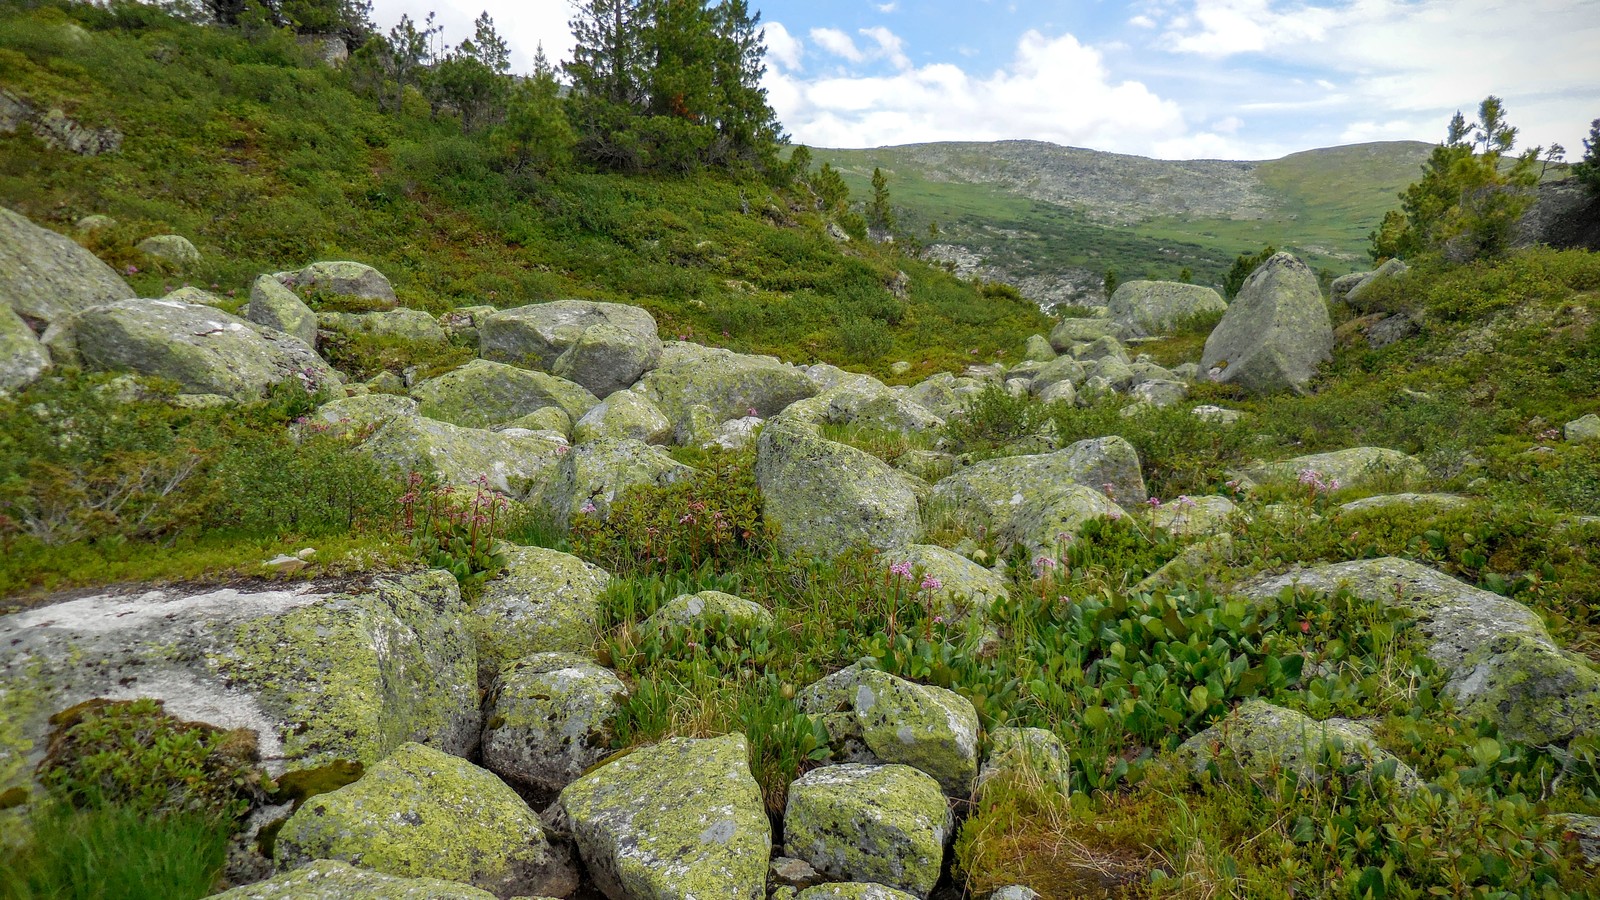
[816,140,1436,284]
[0,4,1047,380]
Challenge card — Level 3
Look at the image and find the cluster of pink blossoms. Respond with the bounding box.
[1297,469,1342,494]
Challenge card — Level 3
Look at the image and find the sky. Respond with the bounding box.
[369,0,1600,161]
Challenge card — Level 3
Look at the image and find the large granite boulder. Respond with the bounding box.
[1244,447,1426,491]
[558,733,771,900]
[410,359,598,429]
[274,261,398,309]
[798,664,979,796]
[210,859,501,899]
[572,390,674,445]
[782,763,952,899]
[0,205,133,326]
[247,274,318,346]
[468,545,612,690]
[1201,252,1332,395]
[1048,317,1117,352]
[1344,258,1408,314]
[819,378,945,433]
[318,309,448,346]
[274,742,575,898]
[1566,414,1600,444]
[51,299,340,400]
[135,234,201,269]
[1239,559,1600,744]
[0,304,49,394]
[482,653,629,796]
[642,591,774,633]
[904,372,984,420]
[639,343,818,443]
[756,421,922,559]
[933,436,1145,512]
[314,395,568,504]
[549,437,695,524]
[0,572,478,844]
[1108,280,1227,338]
[480,300,662,398]
[1179,700,1423,792]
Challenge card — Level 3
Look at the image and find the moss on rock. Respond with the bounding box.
[481,652,628,796]
[641,591,774,632]
[558,733,770,900]
[756,421,923,559]
[468,546,612,690]
[1178,700,1422,793]
[274,743,574,898]
[212,859,502,899]
[782,763,952,899]
[411,360,599,429]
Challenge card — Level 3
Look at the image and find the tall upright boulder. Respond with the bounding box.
[246,274,318,346]
[0,304,49,394]
[0,205,133,327]
[1201,252,1332,395]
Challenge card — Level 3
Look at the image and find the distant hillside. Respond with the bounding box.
[813,140,1434,307]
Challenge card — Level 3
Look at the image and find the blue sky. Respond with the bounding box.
[373,0,1600,160]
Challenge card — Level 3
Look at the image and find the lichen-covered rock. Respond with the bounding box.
[930,437,1143,555]
[0,205,133,326]
[136,234,201,268]
[782,763,952,899]
[882,544,1008,621]
[1036,379,1077,406]
[410,359,598,429]
[639,343,818,443]
[1048,317,1117,352]
[573,390,673,445]
[893,450,956,484]
[247,274,318,346]
[275,743,575,898]
[820,379,945,433]
[904,372,983,420]
[1023,334,1056,362]
[756,421,922,559]
[162,286,225,306]
[1335,493,1470,515]
[1070,334,1130,364]
[59,299,340,400]
[1108,280,1227,338]
[1345,258,1407,314]
[481,652,628,796]
[319,309,448,346]
[1178,700,1422,793]
[1201,252,1333,395]
[438,305,496,347]
[559,733,771,900]
[480,301,662,397]
[0,572,478,843]
[1149,495,1236,538]
[1192,405,1243,425]
[798,664,978,796]
[319,397,566,503]
[797,884,920,900]
[1566,414,1600,444]
[1128,379,1188,408]
[275,261,398,308]
[1239,558,1600,744]
[642,591,774,632]
[1029,355,1087,396]
[469,545,611,690]
[0,304,49,394]
[706,415,762,451]
[501,405,573,437]
[976,727,1069,801]
[1552,814,1600,866]
[549,438,694,524]
[211,859,501,899]
[1246,447,1426,490]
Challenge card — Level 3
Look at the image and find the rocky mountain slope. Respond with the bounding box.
[815,140,1436,307]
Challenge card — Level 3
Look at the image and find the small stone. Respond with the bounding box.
[783,763,952,899]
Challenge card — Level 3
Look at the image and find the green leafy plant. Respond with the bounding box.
[400,473,508,594]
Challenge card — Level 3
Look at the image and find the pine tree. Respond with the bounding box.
[494,47,576,174]
[566,0,650,109]
[868,167,895,232]
[709,0,782,164]
[1575,118,1600,195]
[429,15,511,133]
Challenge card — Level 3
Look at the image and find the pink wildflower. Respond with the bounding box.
[1147,497,1162,508]
[579,500,598,514]
[889,561,914,580]
[920,575,942,592]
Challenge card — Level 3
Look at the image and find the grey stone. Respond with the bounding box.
[411,359,598,429]
[135,234,200,269]
[469,546,611,690]
[783,763,951,899]
[638,343,817,443]
[210,859,500,899]
[275,261,397,308]
[1108,280,1226,338]
[0,205,132,326]
[482,652,628,796]
[756,421,922,559]
[550,438,695,524]
[1179,700,1423,793]
[247,274,317,346]
[1201,252,1333,395]
[480,301,661,397]
[0,304,49,394]
[1565,414,1600,444]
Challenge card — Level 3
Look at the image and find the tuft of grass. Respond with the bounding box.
[0,803,230,900]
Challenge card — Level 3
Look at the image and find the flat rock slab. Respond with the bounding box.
[211,859,501,899]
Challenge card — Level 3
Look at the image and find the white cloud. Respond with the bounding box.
[769,30,1186,155]
[762,22,804,72]
[859,26,912,70]
[1212,115,1244,133]
[1339,118,1434,143]
[1129,14,1158,28]
[810,27,865,63]
[1159,0,1600,152]
[875,2,900,12]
